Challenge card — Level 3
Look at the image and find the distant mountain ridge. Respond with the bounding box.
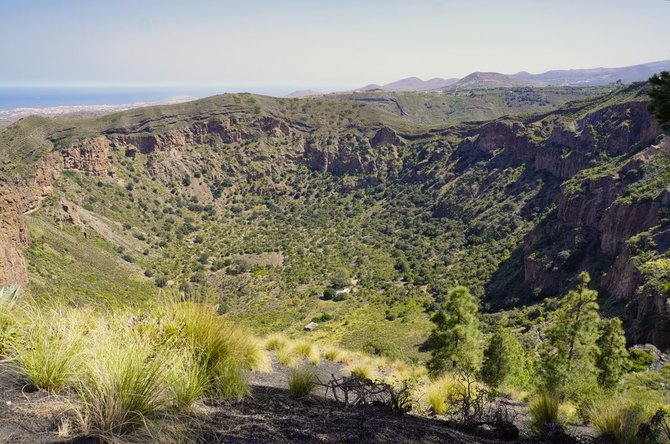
[449,72,544,89]
[286,90,323,98]
[357,76,459,92]
[353,59,670,92]
[514,59,670,86]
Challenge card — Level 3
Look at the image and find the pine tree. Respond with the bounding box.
[595,318,629,389]
[649,71,670,130]
[427,286,482,376]
[540,272,601,394]
[481,327,532,390]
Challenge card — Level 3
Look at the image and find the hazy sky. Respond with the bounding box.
[2,0,670,90]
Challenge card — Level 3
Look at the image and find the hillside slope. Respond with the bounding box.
[0,84,667,352]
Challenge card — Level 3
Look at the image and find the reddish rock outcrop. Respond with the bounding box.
[370,127,402,148]
[110,119,253,154]
[0,137,112,286]
[454,101,661,179]
[522,138,670,349]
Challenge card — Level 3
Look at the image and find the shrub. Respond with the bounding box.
[288,368,316,398]
[481,327,533,391]
[628,348,655,372]
[322,287,337,300]
[590,399,649,444]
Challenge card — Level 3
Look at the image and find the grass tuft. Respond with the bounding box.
[275,343,298,367]
[347,361,377,381]
[423,375,458,415]
[293,341,320,365]
[529,390,561,434]
[265,333,289,351]
[590,399,649,444]
[166,347,210,412]
[322,346,344,362]
[288,367,316,398]
[78,332,166,438]
[13,309,83,393]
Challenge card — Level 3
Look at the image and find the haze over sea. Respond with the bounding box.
[0,85,303,110]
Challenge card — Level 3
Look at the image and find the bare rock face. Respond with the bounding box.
[0,137,112,286]
[259,117,290,137]
[302,133,401,178]
[523,138,670,349]
[454,101,660,180]
[59,199,83,227]
[110,120,254,154]
[62,136,111,174]
[0,190,31,285]
[370,127,402,148]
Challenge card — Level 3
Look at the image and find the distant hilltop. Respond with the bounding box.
[286,89,323,98]
[346,59,670,93]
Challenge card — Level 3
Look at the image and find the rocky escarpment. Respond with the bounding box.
[109,118,254,154]
[0,136,111,285]
[522,138,670,348]
[453,101,660,179]
[0,116,403,285]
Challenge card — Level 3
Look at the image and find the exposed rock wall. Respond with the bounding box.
[522,139,670,349]
[0,137,111,286]
[454,101,660,179]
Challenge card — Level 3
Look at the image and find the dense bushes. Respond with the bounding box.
[423,275,664,440]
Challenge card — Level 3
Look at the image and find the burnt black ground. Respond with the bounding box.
[0,359,527,443]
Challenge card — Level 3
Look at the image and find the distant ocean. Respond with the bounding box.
[0,85,297,110]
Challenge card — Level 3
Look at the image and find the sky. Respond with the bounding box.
[1,0,670,91]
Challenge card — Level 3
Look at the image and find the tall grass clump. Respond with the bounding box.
[166,347,210,412]
[170,302,267,400]
[265,333,289,351]
[529,390,562,434]
[12,309,84,393]
[0,286,20,356]
[78,331,166,439]
[0,285,20,307]
[590,399,649,444]
[293,340,320,365]
[424,374,459,415]
[288,367,316,398]
[322,346,345,363]
[347,360,377,381]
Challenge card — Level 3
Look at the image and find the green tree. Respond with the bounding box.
[331,267,351,289]
[540,272,601,395]
[649,71,670,130]
[595,318,629,389]
[427,286,482,375]
[481,327,532,390]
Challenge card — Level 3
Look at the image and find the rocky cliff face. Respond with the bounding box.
[522,138,670,348]
[453,101,660,179]
[0,137,111,285]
